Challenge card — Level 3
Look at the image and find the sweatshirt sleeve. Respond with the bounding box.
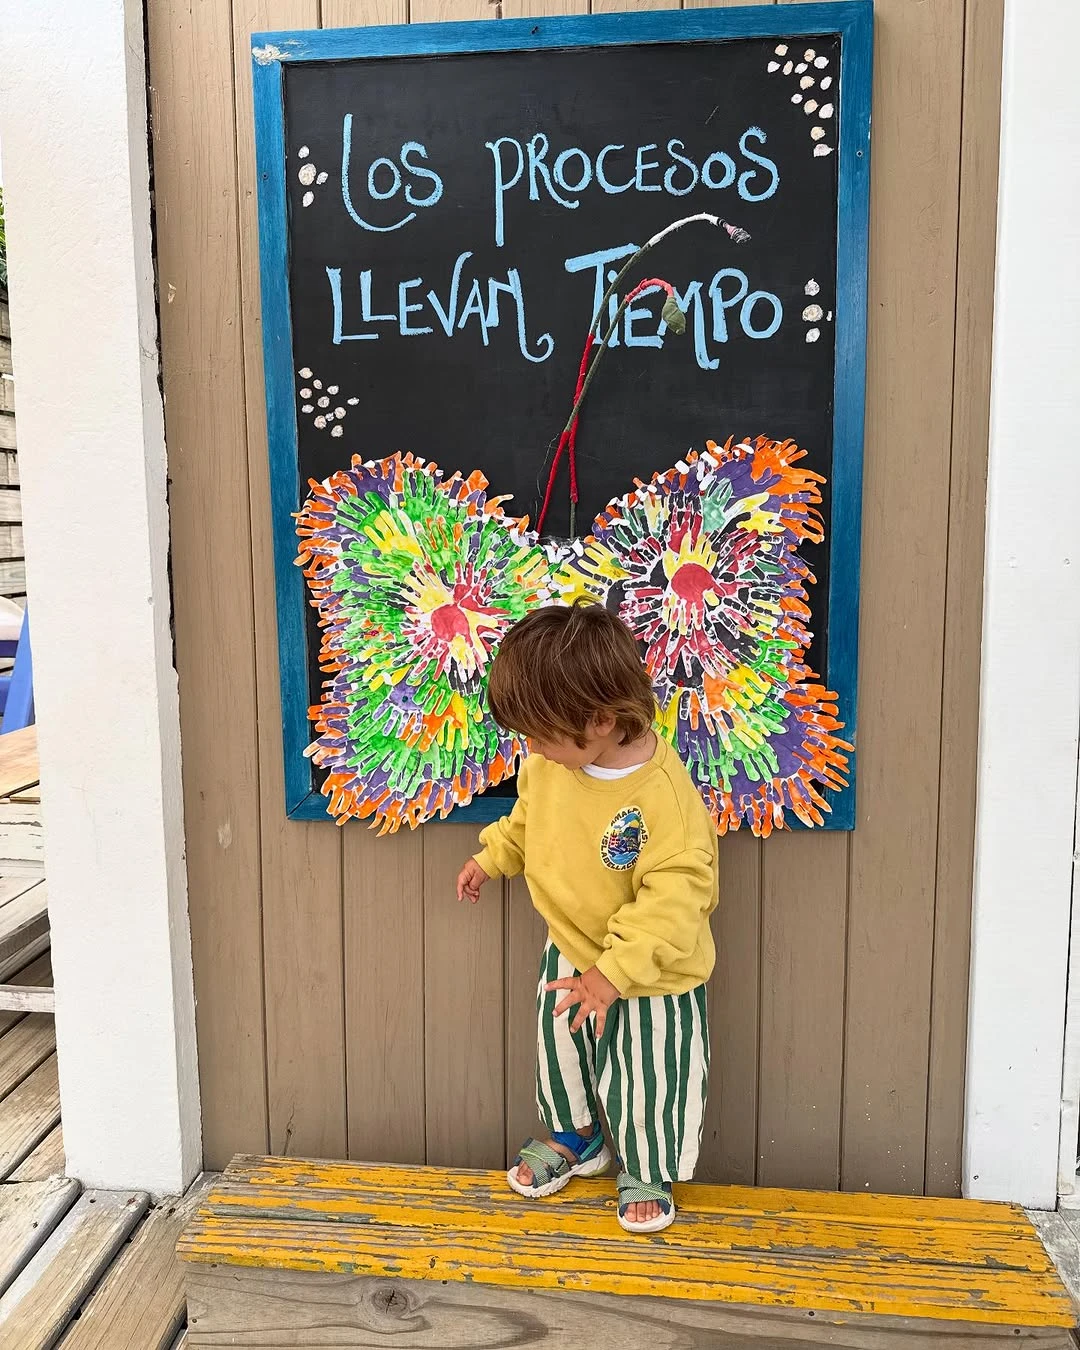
[474,759,530,879]
[595,844,717,994]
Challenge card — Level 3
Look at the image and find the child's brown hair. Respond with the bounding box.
[487,602,656,747]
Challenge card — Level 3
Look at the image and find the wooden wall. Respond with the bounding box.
[147,0,1002,1195]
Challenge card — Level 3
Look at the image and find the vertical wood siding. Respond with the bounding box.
[148,0,1002,1194]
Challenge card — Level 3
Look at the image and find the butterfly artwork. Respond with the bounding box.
[294,436,852,838]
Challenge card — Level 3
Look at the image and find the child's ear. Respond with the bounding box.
[592,713,617,738]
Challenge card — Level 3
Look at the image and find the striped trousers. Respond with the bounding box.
[536,939,710,1185]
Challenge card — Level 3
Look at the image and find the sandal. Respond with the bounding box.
[617,1169,675,1234]
[507,1126,611,1199]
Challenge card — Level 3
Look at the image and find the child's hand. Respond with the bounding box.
[456,858,491,904]
[547,966,620,1036]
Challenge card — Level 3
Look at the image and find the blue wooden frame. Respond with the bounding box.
[252,1,872,828]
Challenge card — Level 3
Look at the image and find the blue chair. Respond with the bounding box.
[0,610,33,732]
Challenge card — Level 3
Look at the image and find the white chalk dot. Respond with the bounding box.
[805,279,820,296]
[791,93,803,104]
[767,61,780,73]
[827,311,833,321]
[813,144,833,157]
[316,171,328,185]
[804,99,819,114]
[811,126,826,141]
[819,103,834,119]
[298,367,312,378]
[301,404,314,414]
[783,60,794,75]
[804,48,816,61]
[775,43,788,56]
[805,328,821,342]
[317,396,330,408]
[820,75,833,90]
[299,387,312,398]
[795,62,807,73]
[313,380,323,389]
[331,425,344,438]
[314,415,327,429]
[298,146,310,159]
[298,163,317,185]
[347,398,360,406]
[328,384,339,394]
[334,406,346,418]
[815,56,829,68]
[302,191,314,207]
[803,304,824,322]
[800,75,815,89]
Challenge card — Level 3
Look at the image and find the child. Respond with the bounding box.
[456,602,718,1233]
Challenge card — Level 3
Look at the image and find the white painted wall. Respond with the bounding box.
[965,0,1080,1209]
[0,0,200,1191]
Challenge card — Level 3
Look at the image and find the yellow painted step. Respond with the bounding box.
[177,1156,1077,1332]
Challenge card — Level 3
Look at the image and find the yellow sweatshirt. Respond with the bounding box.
[475,736,718,998]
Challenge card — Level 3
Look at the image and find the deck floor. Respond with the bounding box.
[0,929,197,1349]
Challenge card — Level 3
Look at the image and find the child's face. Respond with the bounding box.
[528,716,617,770]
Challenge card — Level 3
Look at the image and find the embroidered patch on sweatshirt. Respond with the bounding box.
[601,807,649,871]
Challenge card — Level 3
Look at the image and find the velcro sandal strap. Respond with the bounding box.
[516,1139,570,1187]
[617,1171,672,1214]
[551,1126,602,1163]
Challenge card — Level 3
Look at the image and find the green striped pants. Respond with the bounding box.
[536,939,710,1185]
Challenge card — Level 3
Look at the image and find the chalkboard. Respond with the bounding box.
[252,3,872,827]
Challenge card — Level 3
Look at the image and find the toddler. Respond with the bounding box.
[457,602,718,1233]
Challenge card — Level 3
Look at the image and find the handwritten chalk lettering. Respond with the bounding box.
[565,245,783,368]
[325,259,554,363]
[737,127,781,202]
[487,130,780,245]
[340,116,444,233]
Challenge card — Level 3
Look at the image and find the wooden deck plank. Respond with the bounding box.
[1030,1212,1080,1314]
[182,1215,1072,1327]
[0,1178,80,1297]
[193,1181,1059,1274]
[180,1162,1075,1331]
[0,1191,149,1348]
[0,937,50,989]
[0,883,48,969]
[7,951,52,989]
[0,1015,55,1100]
[184,1266,1076,1350]
[0,877,39,909]
[0,1055,61,1179]
[0,987,54,1014]
[0,808,45,870]
[11,1126,65,1183]
[217,1156,1032,1225]
[59,1177,213,1350]
[0,728,37,803]
[0,952,53,1038]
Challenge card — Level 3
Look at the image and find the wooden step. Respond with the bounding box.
[179,1156,1078,1348]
